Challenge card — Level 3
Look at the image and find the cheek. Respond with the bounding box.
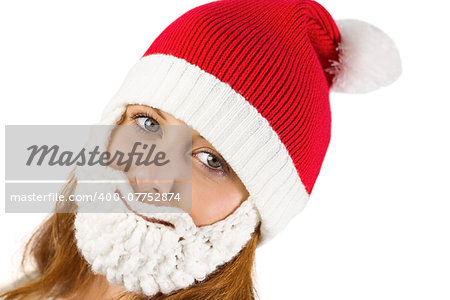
[189,175,246,226]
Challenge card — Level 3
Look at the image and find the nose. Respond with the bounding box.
[136,178,174,197]
[127,164,192,214]
[117,123,193,212]
[130,168,174,206]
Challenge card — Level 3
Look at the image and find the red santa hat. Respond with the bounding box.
[98,0,402,245]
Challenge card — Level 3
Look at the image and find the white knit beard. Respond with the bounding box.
[72,165,260,296]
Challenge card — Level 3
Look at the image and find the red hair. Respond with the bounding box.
[0,175,261,300]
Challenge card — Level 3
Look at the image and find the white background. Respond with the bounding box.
[1,0,449,299]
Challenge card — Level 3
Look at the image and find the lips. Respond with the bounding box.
[116,190,175,229]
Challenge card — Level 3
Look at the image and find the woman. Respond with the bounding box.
[0,0,401,299]
[1,103,261,300]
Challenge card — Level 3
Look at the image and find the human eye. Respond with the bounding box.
[193,150,229,176]
[132,113,163,136]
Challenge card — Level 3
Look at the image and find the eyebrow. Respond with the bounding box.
[150,106,206,141]
[194,133,206,141]
[152,107,167,121]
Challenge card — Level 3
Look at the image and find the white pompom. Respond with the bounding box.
[325,19,402,94]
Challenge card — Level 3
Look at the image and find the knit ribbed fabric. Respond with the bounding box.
[143,0,340,194]
[100,0,342,245]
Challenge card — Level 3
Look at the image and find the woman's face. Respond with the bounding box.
[107,104,249,226]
